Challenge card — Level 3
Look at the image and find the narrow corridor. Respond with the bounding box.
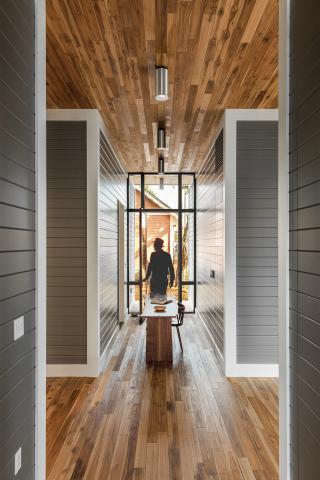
[47,316,278,480]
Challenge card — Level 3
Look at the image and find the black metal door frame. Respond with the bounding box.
[127,172,196,313]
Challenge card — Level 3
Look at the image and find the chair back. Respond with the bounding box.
[177,302,185,326]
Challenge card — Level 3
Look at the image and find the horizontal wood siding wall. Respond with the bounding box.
[197,135,224,357]
[47,121,87,364]
[0,1,36,478]
[236,121,278,364]
[290,1,320,478]
[100,132,126,356]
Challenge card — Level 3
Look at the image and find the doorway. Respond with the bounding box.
[127,173,196,313]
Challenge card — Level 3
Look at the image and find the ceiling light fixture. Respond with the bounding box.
[158,156,165,175]
[155,66,168,101]
[157,127,166,150]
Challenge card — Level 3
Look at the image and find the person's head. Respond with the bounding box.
[154,237,164,252]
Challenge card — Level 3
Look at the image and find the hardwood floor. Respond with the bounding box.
[46,315,279,480]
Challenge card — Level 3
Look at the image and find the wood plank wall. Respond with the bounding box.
[196,132,224,357]
[289,1,320,478]
[46,0,279,172]
[99,131,127,356]
[0,1,36,478]
[47,121,87,364]
[236,121,279,364]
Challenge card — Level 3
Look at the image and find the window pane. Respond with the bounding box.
[144,174,178,209]
[181,284,195,312]
[181,174,194,209]
[129,175,141,209]
[181,212,194,281]
[128,212,140,282]
[142,212,178,300]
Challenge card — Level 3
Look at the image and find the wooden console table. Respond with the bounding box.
[141,296,178,364]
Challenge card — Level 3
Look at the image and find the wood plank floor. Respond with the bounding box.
[46,316,279,480]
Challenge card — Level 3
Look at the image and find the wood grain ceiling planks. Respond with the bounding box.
[46,0,278,172]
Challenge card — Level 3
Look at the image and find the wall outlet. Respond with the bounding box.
[14,447,22,475]
[14,316,24,341]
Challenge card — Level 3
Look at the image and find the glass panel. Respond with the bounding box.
[144,174,178,209]
[142,212,179,301]
[129,174,141,209]
[181,212,194,282]
[181,174,194,209]
[128,174,196,313]
[141,213,147,281]
[128,284,140,314]
[181,284,195,312]
[128,212,140,282]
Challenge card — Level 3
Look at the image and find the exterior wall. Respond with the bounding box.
[197,131,224,359]
[289,1,320,478]
[146,215,171,260]
[99,131,127,357]
[236,121,279,364]
[47,121,87,364]
[134,189,175,266]
[0,1,36,478]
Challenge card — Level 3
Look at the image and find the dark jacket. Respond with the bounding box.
[146,250,175,295]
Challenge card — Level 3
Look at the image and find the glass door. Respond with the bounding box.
[127,173,196,313]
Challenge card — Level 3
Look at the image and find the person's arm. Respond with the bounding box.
[144,253,154,281]
[168,254,175,287]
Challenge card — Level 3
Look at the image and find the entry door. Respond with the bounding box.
[128,204,196,313]
[127,173,196,314]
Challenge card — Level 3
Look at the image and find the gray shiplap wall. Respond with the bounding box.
[47,121,87,364]
[0,1,36,478]
[236,121,278,364]
[197,132,224,357]
[99,131,127,356]
[290,1,320,478]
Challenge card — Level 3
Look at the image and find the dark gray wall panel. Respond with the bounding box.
[290,1,320,478]
[47,121,87,364]
[0,0,35,478]
[99,132,126,356]
[236,121,278,364]
[196,130,224,357]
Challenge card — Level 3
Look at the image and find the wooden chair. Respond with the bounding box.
[172,302,185,352]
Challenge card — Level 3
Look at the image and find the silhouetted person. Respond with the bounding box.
[144,238,175,297]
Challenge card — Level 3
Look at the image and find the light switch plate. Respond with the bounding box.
[14,316,24,341]
[14,447,22,475]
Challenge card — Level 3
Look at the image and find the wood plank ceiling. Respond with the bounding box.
[46,0,278,172]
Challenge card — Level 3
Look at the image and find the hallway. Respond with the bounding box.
[3,1,320,478]
[46,316,278,480]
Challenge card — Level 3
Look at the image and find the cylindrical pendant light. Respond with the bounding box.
[157,127,166,150]
[158,156,165,175]
[155,66,168,101]
[159,177,164,190]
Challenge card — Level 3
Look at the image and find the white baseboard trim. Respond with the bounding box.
[227,363,279,378]
[46,364,97,377]
[196,308,224,369]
